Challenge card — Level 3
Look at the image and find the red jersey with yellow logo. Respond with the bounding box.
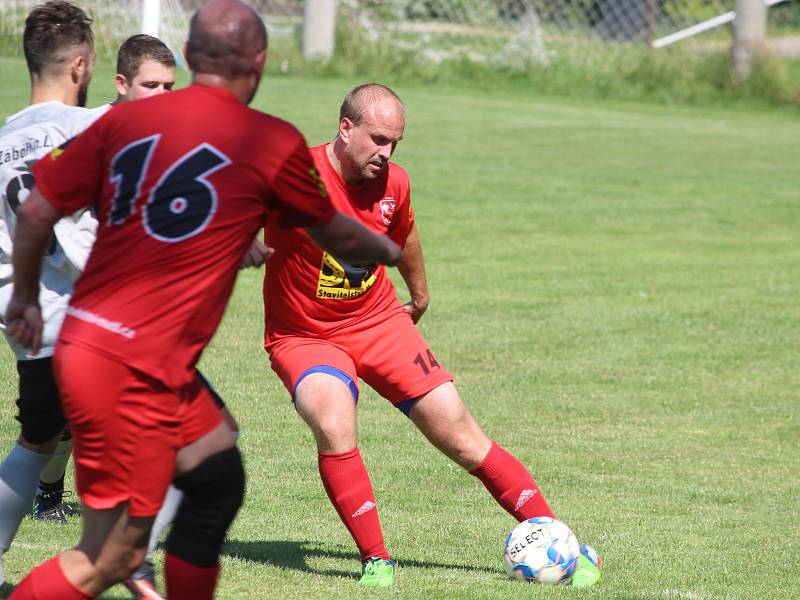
[32,85,336,391]
[264,143,414,342]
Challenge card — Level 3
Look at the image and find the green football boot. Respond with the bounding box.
[570,544,602,588]
[359,556,396,587]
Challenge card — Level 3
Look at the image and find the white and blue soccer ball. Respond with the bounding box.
[503,516,581,585]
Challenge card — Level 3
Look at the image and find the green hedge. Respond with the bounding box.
[263,31,800,110]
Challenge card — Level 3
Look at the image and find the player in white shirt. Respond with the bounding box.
[0,100,108,526]
[0,0,100,585]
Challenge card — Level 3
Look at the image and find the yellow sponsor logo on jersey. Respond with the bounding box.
[49,147,64,160]
[316,252,377,300]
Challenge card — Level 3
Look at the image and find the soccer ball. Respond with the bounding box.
[503,516,581,585]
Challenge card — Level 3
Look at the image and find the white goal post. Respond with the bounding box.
[652,0,789,48]
[141,0,162,39]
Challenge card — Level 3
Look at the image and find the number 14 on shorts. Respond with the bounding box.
[413,348,440,375]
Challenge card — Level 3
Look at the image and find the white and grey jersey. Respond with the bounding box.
[0,101,109,360]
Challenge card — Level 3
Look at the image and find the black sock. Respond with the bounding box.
[38,474,64,497]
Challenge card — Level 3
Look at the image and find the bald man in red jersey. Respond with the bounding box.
[262,83,602,588]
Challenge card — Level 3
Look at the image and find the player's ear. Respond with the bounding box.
[69,54,85,84]
[114,74,129,97]
[340,117,354,142]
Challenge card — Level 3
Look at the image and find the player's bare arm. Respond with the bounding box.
[306,212,402,267]
[6,188,62,354]
[396,222,429,323]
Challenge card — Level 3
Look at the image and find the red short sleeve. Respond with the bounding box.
[269,140,336,230]
[387,174,414,248]
[32,120,105,215]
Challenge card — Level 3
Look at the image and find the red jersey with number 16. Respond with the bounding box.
[264,143,414,343]
[32,84,335,390]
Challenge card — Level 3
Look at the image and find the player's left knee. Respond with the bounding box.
[410,386,471,425]
[166,446,245,567]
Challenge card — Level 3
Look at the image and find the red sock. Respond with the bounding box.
[318,448,390,561]
[165,553,220,600]
[9,556,93,600]
[470,441,555,521]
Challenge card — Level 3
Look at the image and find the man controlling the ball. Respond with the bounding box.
[262,82,602,588]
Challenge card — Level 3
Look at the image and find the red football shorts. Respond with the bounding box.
[268,308,453,410]
[53,342,223,517]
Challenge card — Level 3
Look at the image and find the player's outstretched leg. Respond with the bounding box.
[408,382,555,520]
[469,440,555,521]
[164,447,244,600]
[408,382,602,587]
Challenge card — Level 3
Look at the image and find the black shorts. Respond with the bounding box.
[16,357,66,444]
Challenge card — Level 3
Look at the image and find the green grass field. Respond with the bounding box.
[0,56,798,599]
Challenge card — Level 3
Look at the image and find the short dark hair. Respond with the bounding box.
[23,1,94,77]
[340,83,404,125]
[117,34,176,81]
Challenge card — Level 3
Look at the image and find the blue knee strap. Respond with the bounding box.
[293,365,358,402]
